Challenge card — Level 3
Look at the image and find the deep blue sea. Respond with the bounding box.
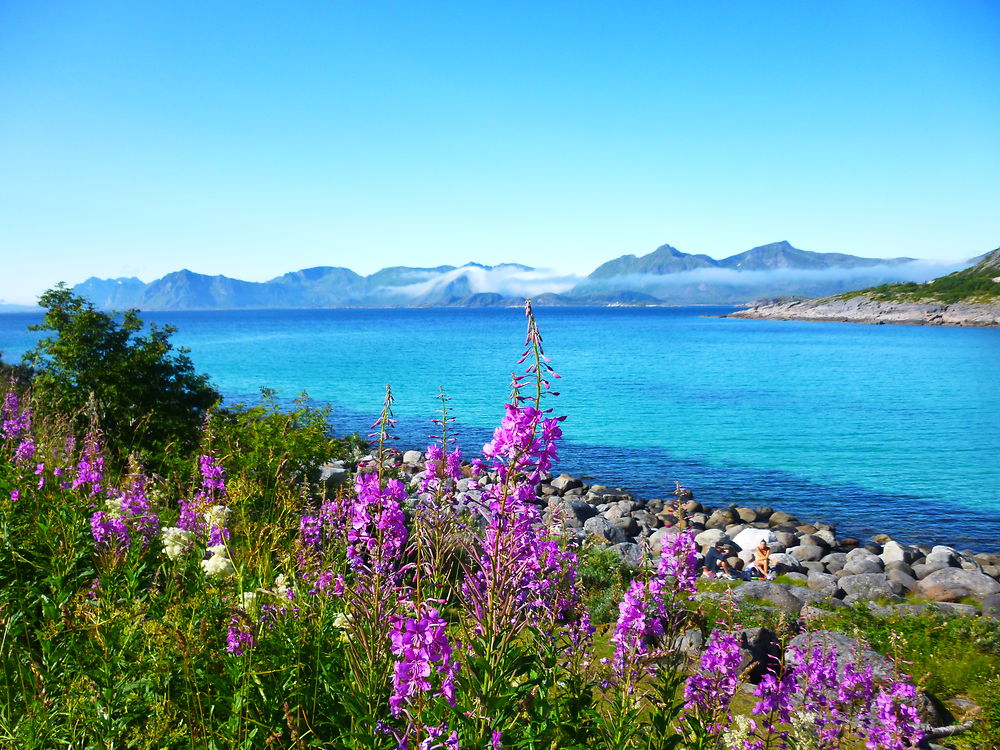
[2,306,998,551]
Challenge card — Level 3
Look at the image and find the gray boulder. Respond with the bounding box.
[786,544,825,563]
[838,573,898,602]
[916,568,1000,602]
[768,510,799,527]
[886,569,918,593]
[798,534,830,550]
[402,450,423,465]
[583,516,630,545]
[548,497,598,527]
[612,542,645,568]
[879,540,918,566]
[844,558,885,575]
[706,508,738,529]
[318,461,350,488]
[807,571,839,597]
[821,552,848,573]
[694,528,730,549]
[732,581,804,613]
[550,473,584,493]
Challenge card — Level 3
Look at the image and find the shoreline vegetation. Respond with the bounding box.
[726,247,1000,327]
[2,291,998,747]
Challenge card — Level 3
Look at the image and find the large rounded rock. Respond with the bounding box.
[798,534,830,550]
[584,516,630,545]
[880,540,918,566]
[884,560,916,577]
[812,528,837,547]
[732,581,804,613]
[821,552,848,573]
[735,507,758,523]
[807,571,839,597]
[786,544,825,563]
[916,568,1000,602]
[768,553,806,574]
[773,531,798,548]
[548,497,597,527]
[706,508,738,529]
[844,558,885,575]
[550,473,584,493]
[401,450,424,465]
[838,573,898,602]
[612,542,645,568]
[694,528,730,549]
[768,510,799,528]
[886,569,918,593]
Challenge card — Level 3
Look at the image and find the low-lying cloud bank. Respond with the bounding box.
[385,265,584,299]
[384,261,965,301]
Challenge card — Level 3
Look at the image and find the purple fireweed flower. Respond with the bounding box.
[388,604,459,716]
[344,472,408,572]
[866,681,922,750]
[72,431,105,497]
[683,630,743,725]
[91,473,160,553]
[609,530,699,681]
[1,392,31,442]
[178,454,229,543]
[226,613,256,656]
[14,439,35,465]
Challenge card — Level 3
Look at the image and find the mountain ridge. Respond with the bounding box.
[66,242,979,310]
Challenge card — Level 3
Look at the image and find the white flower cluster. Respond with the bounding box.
[203,504,230,530]
[161,527,196,560]
[273,574,289,598]
[200,544,235,579]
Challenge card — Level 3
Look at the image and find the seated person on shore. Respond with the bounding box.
[703,543,740,579]
[752,539,775,580]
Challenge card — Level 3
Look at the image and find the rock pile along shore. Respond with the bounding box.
[724,295,1000,326]
[320,452,1000,620]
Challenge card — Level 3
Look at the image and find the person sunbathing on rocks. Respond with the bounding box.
[703,543,743,580]
[752,539,776,580]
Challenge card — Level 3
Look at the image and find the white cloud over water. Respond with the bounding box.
[384,265,584,298]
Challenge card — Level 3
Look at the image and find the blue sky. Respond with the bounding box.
[1,1,997,304]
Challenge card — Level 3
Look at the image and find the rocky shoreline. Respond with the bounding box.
[724,295,1000,326]
[322,453,1000,619]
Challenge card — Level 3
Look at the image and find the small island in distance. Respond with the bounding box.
[727,246,1000,327]
[62,239,972,311]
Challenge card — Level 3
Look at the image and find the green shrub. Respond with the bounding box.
[24,285,219,468]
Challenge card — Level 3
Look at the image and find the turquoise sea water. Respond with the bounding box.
[2,306,998,550]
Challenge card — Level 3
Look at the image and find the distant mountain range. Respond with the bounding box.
[69,240,973,310]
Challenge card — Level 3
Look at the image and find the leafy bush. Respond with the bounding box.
[24,284,219,467]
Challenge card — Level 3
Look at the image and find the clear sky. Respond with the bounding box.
[1,1,997,304]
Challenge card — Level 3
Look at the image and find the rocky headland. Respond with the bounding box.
[725,295,1000,326]
[726,246,1000,327]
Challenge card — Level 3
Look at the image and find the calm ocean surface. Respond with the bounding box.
[2,306,998,550]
